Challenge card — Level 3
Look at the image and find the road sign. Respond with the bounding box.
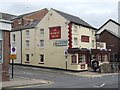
[10,54,16,59]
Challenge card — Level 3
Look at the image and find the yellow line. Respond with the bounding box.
[12,81,54,88]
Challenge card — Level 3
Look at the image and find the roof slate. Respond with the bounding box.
[0,12,17,21]
[52,9,96,29]
[12,19,40,31]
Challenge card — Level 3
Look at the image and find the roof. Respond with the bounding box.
[0,12,17,21]
[52,9,96,30]
[12,19,40,31]
[101,29,120,39]
[13,8,48,20]
[98,19,120,30]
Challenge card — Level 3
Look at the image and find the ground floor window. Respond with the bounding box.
[39,54,44,63]
[102,54,108,62]
[71,55,77,64]
[78,54,86,63]
[26,54,29,62]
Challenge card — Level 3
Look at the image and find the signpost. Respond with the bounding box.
[10,42,16,78]
[64,49,68,70]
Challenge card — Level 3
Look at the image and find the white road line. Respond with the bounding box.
[93,83,105,88]
[100,83,105,87]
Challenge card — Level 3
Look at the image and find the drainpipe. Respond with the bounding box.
[20,30,22,64]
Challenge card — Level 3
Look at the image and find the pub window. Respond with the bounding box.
[71,55,77,64]
[78,54,86,63]
[92,40,94,48]
[40,54,44,63]
[74,38,78,46]
[26,54,29,62]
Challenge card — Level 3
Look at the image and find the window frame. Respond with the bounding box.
[40,40,44,48]
[39,54,44,64]
[26,40,30,48]
[40,29,44,36]
[26,54,29,62]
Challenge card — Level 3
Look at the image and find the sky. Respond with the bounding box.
[0,0,119,28]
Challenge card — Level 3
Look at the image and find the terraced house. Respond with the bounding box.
[11,8,110,71]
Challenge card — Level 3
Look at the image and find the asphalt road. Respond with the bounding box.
[9,65,119,89]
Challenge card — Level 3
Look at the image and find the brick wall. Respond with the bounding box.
[12,8,48,29]
[2,31,10,81]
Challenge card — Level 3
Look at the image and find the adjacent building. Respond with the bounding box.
[0,12,16,81]
[11,8,48,64]
[97,19,120,62]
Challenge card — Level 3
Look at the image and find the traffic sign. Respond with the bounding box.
[10,54,17,59]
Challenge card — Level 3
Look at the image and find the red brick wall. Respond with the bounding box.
[99,30,120,61]
[2,31,10,81]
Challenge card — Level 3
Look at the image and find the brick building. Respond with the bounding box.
[97,19,120,62]
[0,12,16,81]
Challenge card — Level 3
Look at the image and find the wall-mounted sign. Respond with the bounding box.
[54,40,68,46]
[49,26,61,39]
[81,35,89,42]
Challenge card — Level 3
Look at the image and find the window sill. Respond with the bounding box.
[25,61,30,63]
[39,62,44,64]
[71,63,77,65]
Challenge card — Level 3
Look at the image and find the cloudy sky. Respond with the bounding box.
[0,0,119,28]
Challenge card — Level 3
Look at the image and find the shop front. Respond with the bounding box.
[68,48,110,71]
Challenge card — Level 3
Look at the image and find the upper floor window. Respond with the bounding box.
[40,40,44,48]
[73,25,78,34]
[26,30,29,36]
[12,34,16,42]
[92,40,95,48]
[73,38,78,46]
[26,40,30,48]
[40,29,44,36]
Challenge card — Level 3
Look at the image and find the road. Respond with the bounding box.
[9,65,119,89]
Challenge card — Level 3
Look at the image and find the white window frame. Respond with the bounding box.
[26,40,30,48]
[78,54,86,63]
[73,37,78,47]
[12,34,16,42]
[26,54,29,62]
[40,29,44,36]
[26,30,30,37]
[40,40,44,48]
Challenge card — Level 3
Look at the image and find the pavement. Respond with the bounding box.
[0,66,118,89]
[1,76,52,89]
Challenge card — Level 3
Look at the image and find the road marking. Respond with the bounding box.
[93,83,105,88]
[12,81,54,88]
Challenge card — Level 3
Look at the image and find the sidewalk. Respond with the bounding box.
[64,71,118,77]
[1,76,51,89]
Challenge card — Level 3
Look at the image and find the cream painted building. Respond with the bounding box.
[21,9,97,71]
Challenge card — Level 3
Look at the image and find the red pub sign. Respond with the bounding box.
[49,26,61,39]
